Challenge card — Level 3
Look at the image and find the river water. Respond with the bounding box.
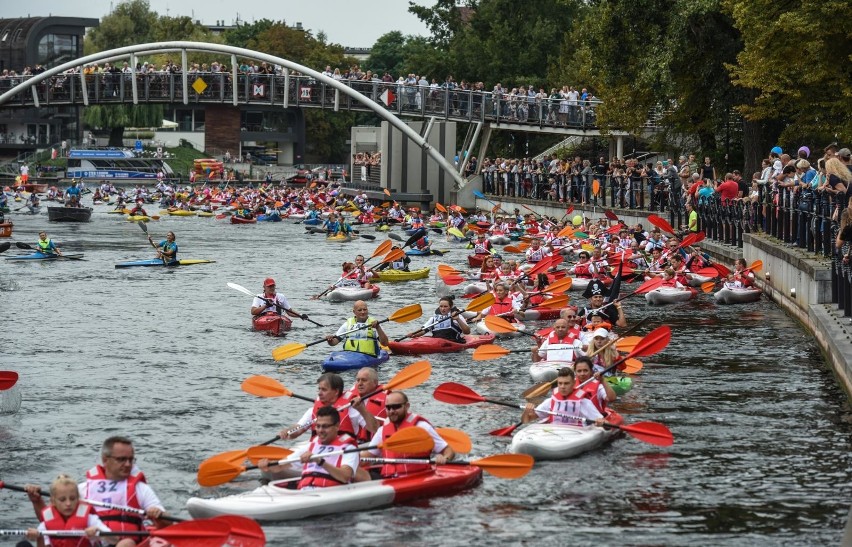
[1,203,850,546]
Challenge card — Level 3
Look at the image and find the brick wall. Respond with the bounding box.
[204,105,240,156]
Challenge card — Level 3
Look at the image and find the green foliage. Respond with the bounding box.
[223,19,278,48]
[365,31,407,76]
[85,0,158,53]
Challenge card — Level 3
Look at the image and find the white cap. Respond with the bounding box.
[592,328,609,339]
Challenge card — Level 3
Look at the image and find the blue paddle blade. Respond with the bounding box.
[473,190,486,199]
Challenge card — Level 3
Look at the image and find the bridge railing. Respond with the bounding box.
[0,71,665,131]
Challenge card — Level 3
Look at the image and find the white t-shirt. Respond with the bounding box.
[537,337,583,361]
[251,292,291,313]
[534,396,602,424]
[296,406,367,437]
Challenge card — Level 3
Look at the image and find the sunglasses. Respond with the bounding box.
[385,403,405,411]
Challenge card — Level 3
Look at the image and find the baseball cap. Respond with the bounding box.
[838,148,851,159]
[263,278,276,287]
[593,328,609,339]
[770,146,782,155]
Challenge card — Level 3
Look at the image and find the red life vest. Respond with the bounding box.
[343,387,387,443]
[83,465,146,532]
[547,390,586,425]
[42,503,96,547]
[573,262,593,278]
[297,435,357,489]
[380,413,433,477]
[528,293,545,306]
[573,378,607,413]
[488,296,515,319]
[311,396,357,439]
[473,240,491,254]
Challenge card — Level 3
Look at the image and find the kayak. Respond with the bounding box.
[196,211,215,218]
[6,252,84,261]
[472,319,526,338]
[405,248,447,256]
[714,286,762,304]
[510,413,624,460]
[165,209,197,217]
[528,362,633,395]
[252,313,293,336]
[126,215,151,222]
[489,235,511,246]
[257,214,283,222]
[375,267,430,282]
[327,285,381,303]
[230,216,257,224]
[387,334,496,355]
[644,287,697,305]
[462,282,488,296]
[326,233,355,242]
[687,272,716,287]
[322,349,390,371]
[114,258,215,269]
[467,254,488,268]
[186,465,482,521]
[303,218,321,226]
[108,209,130,214]
[518,306,563,321]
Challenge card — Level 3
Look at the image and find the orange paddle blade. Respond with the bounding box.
[435,427,472,454]
[201,449,248,466]
[622,358,643,374]
[381,426,434,454]
[592,179,600,195]
[517,242,531,251]
[471,453,534,479]
[436,203,447,213]
[381,248,405,263]
[557,225,575,239]
[749,259,763,272]
[503,245,524,254]
[615,336,642,352]
[437,264,460,276]
[246,446,293,465]
[241,375,293,398]
[372,239,393,258]
[466,292,496,312]
[388,303,423,322]
[701,281,716,293]
[483,315,519,333]
[472,344,512,361]
[383,188,391,196]
[384,360,432,391]
[521,380,554,401]
[197,460,246,487]
[536,295,570,309]
[544,277,573,293]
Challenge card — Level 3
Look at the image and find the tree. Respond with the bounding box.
[84,104,164,146]
[85,0,158,54]
[365,31,407,77]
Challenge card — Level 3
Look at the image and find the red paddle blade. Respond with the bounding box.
[489,422,522,437]
[626,325,671,359]
[636,277,664,294]
[604,209,619,221]
[440,274,466,286]
[527,256,554,277]
[647,214,675,235]
[694,267,719,278]
[0,371,19,390]
[678,232,699,249]
[151,520,232,547]
[211,515,266,547]
[713,262,731,276]
[433,382,485,405]
[619,421,674,447]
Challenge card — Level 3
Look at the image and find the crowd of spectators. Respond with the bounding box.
[353,151,381,181]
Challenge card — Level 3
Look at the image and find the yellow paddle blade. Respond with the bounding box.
[544,277,573,293]
[483,315,519,333]
[381,426,434,454]
[472,344,512,361]
[471,453,535,479]
[201,449,248,466]
[197,460,247,487]
[615,336,642,352]
[372,239,393,258]
[388,303,423,323]
[241,375,294,398]
[581,243,595,252]
[448,227,466,239]
[503,245,524,254]
[466,292,496,312]
[435,427,472,454]
[246,446,294,465]
[522,380,555,401]
[623,358,643,374]
[271,342,309,361]
[749,259,763,272]
[384,360,432,391]
[701,281,716,293]
[536,295,571,309]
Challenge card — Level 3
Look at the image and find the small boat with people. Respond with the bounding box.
[321,349,390,371]
[47,206,92,222]
[114,258,215,268]
[387,333,495,355]
[714,286,762,304]
[509,413,625,460]
[252,313,293,336]
[374,267,430,282]
[644,286,697,305]
[327,284,381,302]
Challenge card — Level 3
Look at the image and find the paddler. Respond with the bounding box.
[22,474,111,547]
[374,245,410,272]
[251,277,309,321]
[25,436,169,545]
[573,356,617,413]
[532,318,584,363]
[128,200,148,217]
[36,231,63,257]
[361,390,454,479]
[147,231,177,265]
[260,406,359,489]
[326,300,389,357]
[407,296,470,342]
[276,372,376,442]
[580,279,627,328]
[468,232,493,256]
[469,282,523,324]
[345,367,388,435]
[64,180,81,207]
[521,367,606,426]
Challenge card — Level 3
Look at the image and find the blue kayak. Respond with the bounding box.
[303,218,321,226]
[6,252,84,260]
[257,214,283,222]
[321,350,390,372]
[405,248,431,256]
[114,258,214,269]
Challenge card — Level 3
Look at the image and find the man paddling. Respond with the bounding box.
[327,300,389,357]
[148,231,177,265]
[251,277,309,321]
[36,231,63,257]
[345,367,388,441]
[521,367,606,426]
[361,390,454,479]
[532,318,584,363]
[580,279,627,328]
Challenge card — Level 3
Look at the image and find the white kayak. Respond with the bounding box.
[489,235,511,246]
[568,277,595,292]
[327,285,381,302]
[462,281,488,296]
[472,319,526,338]
[714,286,761,304]
[644,287,696,305]
[186,466,482,521]
[509,419,622,460]
[687,273,716,287]
[528,360,574,383]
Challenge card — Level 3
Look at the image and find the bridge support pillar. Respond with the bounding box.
[205,105,241,157]
[616,135,624,160]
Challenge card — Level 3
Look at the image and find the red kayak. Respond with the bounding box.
[231,216,257,224]
[518,307,563,321]
[252,313,292,336]
[388,334,495,355]
[468,254,489,268]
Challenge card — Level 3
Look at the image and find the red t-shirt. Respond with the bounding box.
[717,180,739,203]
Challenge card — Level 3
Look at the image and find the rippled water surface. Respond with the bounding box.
[1,204,851,546]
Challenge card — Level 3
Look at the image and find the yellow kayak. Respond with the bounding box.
[108,209,130,214]
[326,233,356,243]
[196,211,214,217]
[375,267,431,282]
[161,209,197,217]
[127,215,151,222]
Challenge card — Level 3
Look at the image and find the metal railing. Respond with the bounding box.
[0,72,666,132]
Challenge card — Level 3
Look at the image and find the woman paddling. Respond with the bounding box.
[407,296,471,342]
[148,231,177,264]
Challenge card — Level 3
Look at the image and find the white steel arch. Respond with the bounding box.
[0,41,465,188]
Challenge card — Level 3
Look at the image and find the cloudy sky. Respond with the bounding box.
[6,0,432,47]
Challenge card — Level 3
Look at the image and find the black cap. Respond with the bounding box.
[583,279,610,298]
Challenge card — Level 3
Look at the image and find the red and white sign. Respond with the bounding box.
[253,84,265,97]
[380,89,395,106]
[300,86,312,99]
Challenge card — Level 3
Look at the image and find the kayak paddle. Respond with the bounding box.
[271,303,422,361]
[647,214,676,236]
[0,520,232,547]
[472,344,535,361]
[359,453,534,479]
[313,241,393,299]
[434,427,472,454]
[395,292,494,342]
[482,316,539,339]
[227,282,324,327]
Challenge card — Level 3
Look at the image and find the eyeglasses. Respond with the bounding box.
[108,456,135,464]
[385,403,405,410]
[314,423,337,430]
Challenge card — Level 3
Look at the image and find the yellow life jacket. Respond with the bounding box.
[342,316,379,356]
